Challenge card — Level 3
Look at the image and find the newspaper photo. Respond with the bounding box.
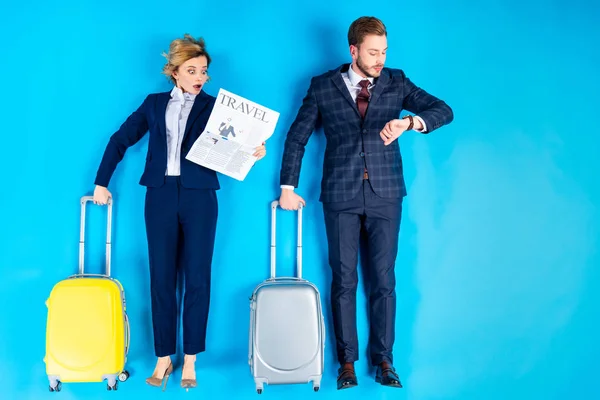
[185,88,280,181]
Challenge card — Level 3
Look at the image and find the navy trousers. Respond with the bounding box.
[323,180,402,366]
[144,176,218,357]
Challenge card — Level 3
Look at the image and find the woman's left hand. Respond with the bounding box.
[253,141,267,161]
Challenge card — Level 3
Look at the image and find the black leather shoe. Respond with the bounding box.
[337,364,358,390]
[375,363,402,388]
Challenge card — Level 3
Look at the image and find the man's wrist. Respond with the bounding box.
[412,116,424,131]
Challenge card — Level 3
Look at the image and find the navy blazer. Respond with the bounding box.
[95,90,220,190]
[280,64,453,203]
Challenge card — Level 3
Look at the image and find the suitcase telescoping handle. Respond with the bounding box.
[79,195,112,276]
[270,200,302,279]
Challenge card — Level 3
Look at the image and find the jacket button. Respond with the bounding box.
[359,152,365,157]
[362,129,367,134]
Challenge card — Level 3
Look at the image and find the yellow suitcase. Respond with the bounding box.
[44,196,130,392]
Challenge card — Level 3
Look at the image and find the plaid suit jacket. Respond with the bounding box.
[280,64,454,203]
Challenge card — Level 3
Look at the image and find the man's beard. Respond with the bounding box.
[356,56,383,78]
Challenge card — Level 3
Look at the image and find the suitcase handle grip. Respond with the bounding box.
[124,312,130,356]
[270,200,302,279]
[79,195,112,276]
[265,277,305,283]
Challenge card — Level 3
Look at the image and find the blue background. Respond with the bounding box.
[1,0,599,399]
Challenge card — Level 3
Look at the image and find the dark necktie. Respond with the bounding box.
[356,79,370,119]
[356,79,371,179]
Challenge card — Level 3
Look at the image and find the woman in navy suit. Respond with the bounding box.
[92,34,266,390]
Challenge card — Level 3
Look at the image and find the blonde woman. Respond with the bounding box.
[92,34,266,390]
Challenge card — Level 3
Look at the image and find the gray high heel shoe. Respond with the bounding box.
[146,362,173,391]
[181,378,197,391]
[180,361,197,391]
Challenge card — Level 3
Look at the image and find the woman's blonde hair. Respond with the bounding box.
[162,34,212,84]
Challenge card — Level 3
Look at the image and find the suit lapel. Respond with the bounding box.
[331,65,361,119]
[182,91,211,144]
[367,69,391,114]
[156,92,171,140]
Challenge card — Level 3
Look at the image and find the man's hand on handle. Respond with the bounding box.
[93,185,112,205]
[279,188,306,210]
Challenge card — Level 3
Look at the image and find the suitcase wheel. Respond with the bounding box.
[49,381,62,393]
[107,382,118,391]
[256,389,263,395]
[118,371,130,382]
[313,386,320,392]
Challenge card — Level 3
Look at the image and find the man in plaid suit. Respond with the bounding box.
[278,16,453,390]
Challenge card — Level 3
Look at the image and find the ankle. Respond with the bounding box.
[181,356,196,379]
[342,362,354,371]
[157,356,171,366]
[183,354,196,365]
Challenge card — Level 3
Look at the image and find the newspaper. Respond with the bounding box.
[185,88,280,181]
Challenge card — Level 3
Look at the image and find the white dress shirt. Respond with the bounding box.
[281,65,426,190]
[165,86,196,176]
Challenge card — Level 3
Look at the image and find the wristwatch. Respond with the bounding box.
[402,115,414,131]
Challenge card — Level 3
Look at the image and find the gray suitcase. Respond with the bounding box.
[248,201,325,394]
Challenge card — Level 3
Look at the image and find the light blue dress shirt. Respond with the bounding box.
[165,86,197,176]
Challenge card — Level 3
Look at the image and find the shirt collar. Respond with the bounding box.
[348,64,374,87]
[170,86,197,103]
